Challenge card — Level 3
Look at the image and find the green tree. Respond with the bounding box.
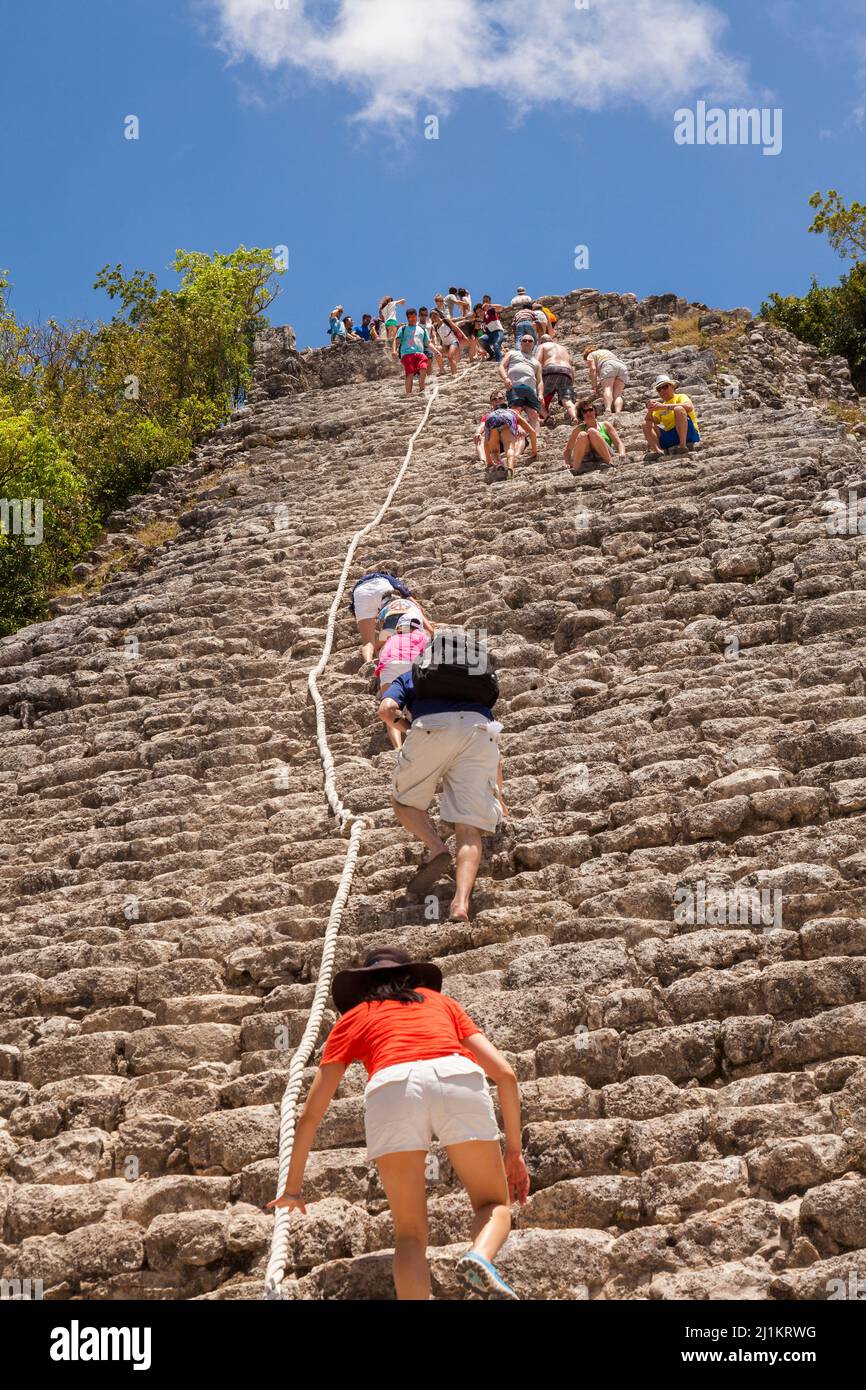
[0,247,283,633]
[762,192,866,391]
[808,189,866,261]
[0,396,89,634]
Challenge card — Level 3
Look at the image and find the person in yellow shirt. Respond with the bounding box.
[643,373,701,460]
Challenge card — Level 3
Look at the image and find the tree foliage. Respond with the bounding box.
[762,191,866,392]
[808,189,866,261]
[0,249,282,634]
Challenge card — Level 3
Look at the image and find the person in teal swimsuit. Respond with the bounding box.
[563,398,627,475]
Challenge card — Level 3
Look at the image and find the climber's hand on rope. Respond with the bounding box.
[267,1192,306,1214]
[504,1149,530,1206]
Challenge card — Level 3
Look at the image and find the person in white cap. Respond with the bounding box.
[643,373,701,460]
[510,286,533,309]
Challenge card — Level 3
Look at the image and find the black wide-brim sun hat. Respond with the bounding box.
[331,947,442,1015]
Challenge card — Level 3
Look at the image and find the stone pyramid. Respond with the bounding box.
[1,289,865,1301]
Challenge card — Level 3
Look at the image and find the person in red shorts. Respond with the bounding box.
[267,946,529,1301]
[392,308,431,395]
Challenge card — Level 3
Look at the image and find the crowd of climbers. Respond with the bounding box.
[273,289,705,1299]
[327,284,702,472]
[269,564,523,1300]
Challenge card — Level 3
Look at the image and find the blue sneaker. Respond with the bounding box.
[456,1252,519,1301]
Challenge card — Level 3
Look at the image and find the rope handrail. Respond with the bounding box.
[264,365,476,1297]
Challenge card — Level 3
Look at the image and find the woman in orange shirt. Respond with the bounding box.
[267,946,529,1300]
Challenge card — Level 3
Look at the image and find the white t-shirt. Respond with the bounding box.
[435,317,459,347]
[382,300,399,322]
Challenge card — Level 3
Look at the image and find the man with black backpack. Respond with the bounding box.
[378,629,506,922]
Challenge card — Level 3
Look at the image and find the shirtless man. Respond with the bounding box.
[537,336,578,426]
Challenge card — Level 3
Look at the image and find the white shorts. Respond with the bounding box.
[378,658,412,690]
[364,1055,499,1160]
[392,712,502,832]
[597,359,628,383]
[354,577,396,622]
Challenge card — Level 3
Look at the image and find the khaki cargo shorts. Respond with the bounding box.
[391,712,502,832]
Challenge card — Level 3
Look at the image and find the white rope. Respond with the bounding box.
[264,364,476,1297]
[263,816,363,1297]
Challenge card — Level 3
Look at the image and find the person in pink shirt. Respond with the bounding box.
[376,624,430,748]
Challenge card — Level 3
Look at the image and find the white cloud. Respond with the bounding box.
[206,0,748,126]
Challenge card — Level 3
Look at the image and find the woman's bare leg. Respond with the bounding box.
[612,377,626,413]
[601,378,614,413]
[484,429,502,468]
[357,617,377,663]
[376,1151,430,1300]
[569,433,591,473]
[586,428,613,464]
[445,1140,511,1263]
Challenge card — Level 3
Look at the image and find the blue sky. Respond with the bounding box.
[1,0,863,350]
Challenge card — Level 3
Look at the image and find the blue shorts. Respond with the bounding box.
[507,385,541,414]
[659,420,700,449]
